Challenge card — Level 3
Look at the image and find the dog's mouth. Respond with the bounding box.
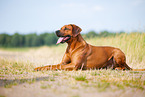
[56,35,71,44]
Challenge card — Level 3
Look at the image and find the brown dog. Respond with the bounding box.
[35,24,145,71]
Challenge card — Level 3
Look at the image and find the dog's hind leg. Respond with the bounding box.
[112,49,131,70]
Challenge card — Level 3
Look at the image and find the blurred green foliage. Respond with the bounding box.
[0,31,139,47]
[0,32,58,47]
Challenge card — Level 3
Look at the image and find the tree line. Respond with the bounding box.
[0,31,125,47]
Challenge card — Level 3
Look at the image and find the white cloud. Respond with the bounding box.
[60,3,104,13]
[132,0,144,6]
[60,3,85,8]
[93,6,104,11]
[58,3,104,20]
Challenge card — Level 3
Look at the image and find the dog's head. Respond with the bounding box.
[56,24,82,44]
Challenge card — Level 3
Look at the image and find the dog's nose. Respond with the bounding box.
[55,30,60,34]
[55,30,61,37]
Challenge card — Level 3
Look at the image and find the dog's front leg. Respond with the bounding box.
[60,63,76,71]
[34,63,76,71]
[34,64,61,71]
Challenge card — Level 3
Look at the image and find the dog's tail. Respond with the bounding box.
[124,63,145,71]
[132,69,145,71]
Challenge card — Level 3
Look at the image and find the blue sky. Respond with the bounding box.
[0,0,145,34]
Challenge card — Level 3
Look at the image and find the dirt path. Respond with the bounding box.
[0,74,145,97]
[0,76,144,97]
[0,47,145,97]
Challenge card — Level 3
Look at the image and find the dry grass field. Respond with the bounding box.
[0,33,145,97]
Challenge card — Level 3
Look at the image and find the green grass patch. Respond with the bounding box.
[0,58,34,75]
[0,46,40,52]
[41,84,51,89]
[0,95,5,97]
[4,82,18,88]
[73,74,87,81]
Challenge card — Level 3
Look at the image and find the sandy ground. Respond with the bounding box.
[0,74,145,97]
[0,46,145,97]
[0,75,145,97]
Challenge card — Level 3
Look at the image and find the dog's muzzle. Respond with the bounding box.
[55,30,71,44]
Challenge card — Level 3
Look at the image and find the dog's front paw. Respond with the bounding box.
[34,67,42,71]
[115,67,125,71]
[34,66,51,71]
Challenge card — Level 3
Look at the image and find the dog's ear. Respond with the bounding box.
[71,24,82,37]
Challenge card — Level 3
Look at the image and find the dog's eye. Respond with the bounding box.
[64,27,70,30]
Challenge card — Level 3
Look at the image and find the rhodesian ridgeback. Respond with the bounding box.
[35,24,145,71]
